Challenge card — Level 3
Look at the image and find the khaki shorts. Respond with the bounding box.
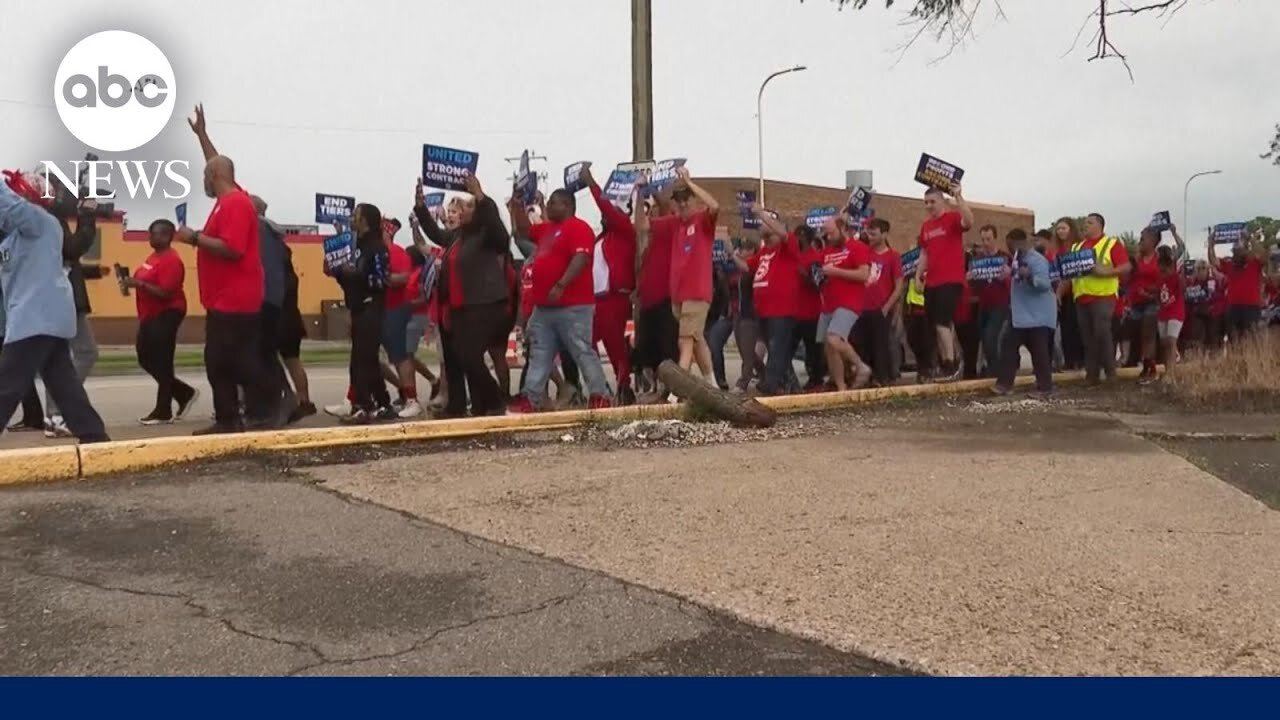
[672,301,711,339]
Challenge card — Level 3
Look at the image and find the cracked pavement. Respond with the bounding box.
[0,463,898,676]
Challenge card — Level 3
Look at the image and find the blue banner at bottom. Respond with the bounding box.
[3,678,1276,719]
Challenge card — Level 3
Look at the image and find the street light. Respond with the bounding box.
[1183,169,1222,238]
[757,65,807,207]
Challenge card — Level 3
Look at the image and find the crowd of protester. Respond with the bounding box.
[3,106,1280,439]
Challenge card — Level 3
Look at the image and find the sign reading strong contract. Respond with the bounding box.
[43,30,190,201]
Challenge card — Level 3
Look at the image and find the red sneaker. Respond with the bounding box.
[587,394,613,410]
[508,396,538,414]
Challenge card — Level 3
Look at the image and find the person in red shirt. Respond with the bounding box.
[1128,226,1162,383]
[641,167,719,381]
[733,205,801,395]
[818,222,872,391]
[179,103,278,434]
[859,218,904,384]
[124,219,198,425]
[632,192,679,399]
[1156,245,1187,369]
[1208,229,1269,342]
[916,183,975,382]
[581,165,637,403]
[1059,212,1131,385]
[795,224,828,390]
[380,232,423,418]
[972,225,1012,379]
[508,189,612,412]
[953,266,981,379]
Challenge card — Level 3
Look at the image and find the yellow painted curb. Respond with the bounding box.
[0,366,1146,487]
[0,446,81,487]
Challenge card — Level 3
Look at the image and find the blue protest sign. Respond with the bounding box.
[807,261,826,290]
[322,231,354,274]
[1149,210,1171,232]
[1184,283,1208,304]
[1212,222,1247,245]
[846,186,873,219]
[515,149,537,205]
[1048,262,1062,284]
[174,202,187,226]
[806,206,837,230]
[422,144,479,192]
[315,193,355,226]
[737,190,760,229]
[712,238,737,274]
[601,167,643,209]
[1057,249,1097,279]
[418,255,439,299]
[914,153,965,192]
[423,192,445,223]
[900,247,922,277]
[641,158,687,198]
[563,161,591,193]
[967,255,1007,282]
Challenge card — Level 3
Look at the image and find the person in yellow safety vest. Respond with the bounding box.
[904,273,933,381]
[1057,212,1131,385]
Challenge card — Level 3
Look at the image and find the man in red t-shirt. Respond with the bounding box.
[179,104,278,434]
[861,218,904,383]
[581,164,637,404]
[382,238,423,418]
[1208,230,1268,341]
[642,167,720,380]
[916,183,975,382]
[508,189,612,412]
[734,205,801,395]
[819,227,873,391]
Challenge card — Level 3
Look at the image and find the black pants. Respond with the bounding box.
[634,301,679,374]
[259,303,293,401]
[448,302,507,416]
[956,318,980,379]
[205,310,276,426]
[350,304,390,412]
[136,310,196,419]
[440,325,468,417]
[853,309,893,385]
[1059,295,1085,370]
[997,326,1054,393]
[796,319,825,387]
[758,316,800,395]
[905,312,934,379]
[0,335,108,442]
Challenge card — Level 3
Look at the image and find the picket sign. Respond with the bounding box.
[503,320,637,370]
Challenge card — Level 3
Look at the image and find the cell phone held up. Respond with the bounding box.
[113,263,130,296]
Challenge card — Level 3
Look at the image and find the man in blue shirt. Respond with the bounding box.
[0,177,108,443]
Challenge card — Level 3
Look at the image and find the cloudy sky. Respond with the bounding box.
[2,0,1277,254]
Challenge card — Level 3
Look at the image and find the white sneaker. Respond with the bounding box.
[44,415,72,439]
[397,399,424,419]
[324,401,353,418]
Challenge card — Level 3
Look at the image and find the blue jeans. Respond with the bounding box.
[523,304,610,408]
[704,315,734,389]
[758,316,800,395]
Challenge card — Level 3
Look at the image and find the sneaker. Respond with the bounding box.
[990,384,1013,396]
[340,409,374,425]
[1138,371,1157,386]
[7,420,44,432]
[192,422,241,436]
[138,413,174,426]
[556,385,582,409]
[933,364,962,383]
[175,388,201,421]
[376,405,399,422]
[44,416,72,439]
[852,365,873,389]
[397,399,424,419]
[588,394,613,411]
[287,402,317,425]
[508,396,538,414]
[324,401,353,418]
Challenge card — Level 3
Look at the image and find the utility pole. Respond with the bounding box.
[631,0,653,162]
[504,152,550,187]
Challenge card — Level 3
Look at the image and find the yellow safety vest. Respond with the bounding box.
[1070,236,1120,300]
[906,276,925,307]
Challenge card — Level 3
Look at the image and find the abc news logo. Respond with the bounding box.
[61,69,168,109]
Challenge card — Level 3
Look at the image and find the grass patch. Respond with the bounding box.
[1161,330,1280,412]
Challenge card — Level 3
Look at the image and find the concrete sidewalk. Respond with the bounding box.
[313,411,1280,675]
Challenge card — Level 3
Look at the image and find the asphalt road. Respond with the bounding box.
[0,462,900,675]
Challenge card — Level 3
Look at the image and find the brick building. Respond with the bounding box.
[694,177,1035,252]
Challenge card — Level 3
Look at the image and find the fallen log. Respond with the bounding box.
[657,360,777,428]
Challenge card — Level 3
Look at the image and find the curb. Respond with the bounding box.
[0,367,1141,488]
